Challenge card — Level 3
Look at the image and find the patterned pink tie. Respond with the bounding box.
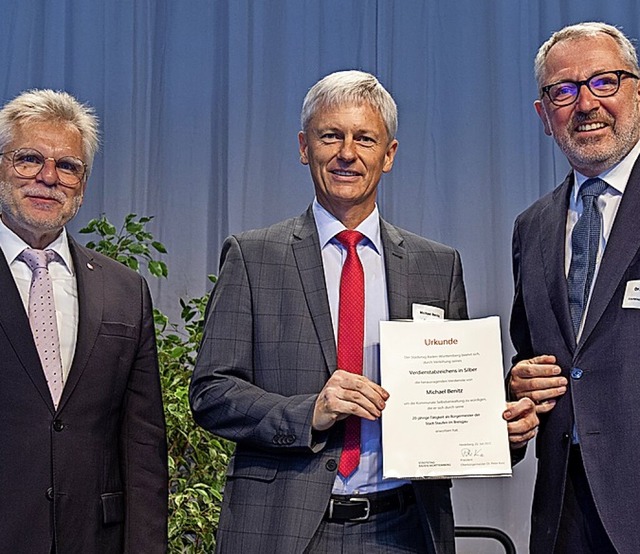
[18,248,64,408]
[335,230,365,478]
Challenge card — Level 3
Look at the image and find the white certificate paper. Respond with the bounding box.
[380,316,511,479]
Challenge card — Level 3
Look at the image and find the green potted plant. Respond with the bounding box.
[81,214,234,552]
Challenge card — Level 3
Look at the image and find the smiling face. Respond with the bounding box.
[534,34,640,177]
[0,120,86,248]
[298,102,398,228]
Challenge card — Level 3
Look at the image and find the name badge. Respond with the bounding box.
[412,303,445,320]
[622,280,640,309]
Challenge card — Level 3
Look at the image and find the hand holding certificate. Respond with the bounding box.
[380,316,511,479]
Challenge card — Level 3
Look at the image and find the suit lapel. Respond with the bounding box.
[57,237,104,409]
[538,174,576,352]
[379,219,408,320]
[0,247,55,410]
[579,158,640,349]
[291,207,337,372]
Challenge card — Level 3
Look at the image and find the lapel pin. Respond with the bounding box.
[87,262,94,270]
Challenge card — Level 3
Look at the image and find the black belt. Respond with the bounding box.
[324,485,416,522]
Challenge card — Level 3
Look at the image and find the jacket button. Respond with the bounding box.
[45,487,54,501]
[53,420,65,432]
[326,459,337,472]
[570,368,583,380]
[286,435,295,445]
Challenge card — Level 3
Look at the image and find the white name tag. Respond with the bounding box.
[622,280,640,309]
[412,303,445,320]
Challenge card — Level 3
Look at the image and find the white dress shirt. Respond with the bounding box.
[0,218,78,382]
[313,199,408,495]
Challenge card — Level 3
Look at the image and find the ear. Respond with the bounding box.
[534,100,553,136]
[298,131,309,165]
[382,139,399,173]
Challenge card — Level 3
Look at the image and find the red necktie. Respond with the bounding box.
[335,230,365,478]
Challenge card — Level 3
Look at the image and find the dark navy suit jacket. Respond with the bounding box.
[510,159,640,553]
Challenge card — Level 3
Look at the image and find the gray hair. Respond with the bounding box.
[0,89,100,175]
[535,22,640,90]
[300,70,398,142]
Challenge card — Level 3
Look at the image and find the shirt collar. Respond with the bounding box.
[573,138,640,199]
[0,218,74,274]
[312,198,383,254]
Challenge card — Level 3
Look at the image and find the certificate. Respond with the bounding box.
[379,316,511,479]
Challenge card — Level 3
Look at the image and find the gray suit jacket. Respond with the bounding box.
[510,159,640,553]
[190,207,468,553]
[0,237,168,553]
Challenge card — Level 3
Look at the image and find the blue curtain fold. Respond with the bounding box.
[1,2,635,551]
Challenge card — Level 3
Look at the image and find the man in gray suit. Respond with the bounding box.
[509,22,640,553]
[0,89,168,552]
[191,70,537,553]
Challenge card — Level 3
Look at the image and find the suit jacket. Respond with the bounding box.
[190,206,468,554]
[510,159,640,554]
[0,236,168,553]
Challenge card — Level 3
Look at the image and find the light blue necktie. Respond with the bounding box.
[567,178,608,338]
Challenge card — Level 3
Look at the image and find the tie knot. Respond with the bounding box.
[18,248,57,271]
[336,230,365,249]
[579,178,608,199]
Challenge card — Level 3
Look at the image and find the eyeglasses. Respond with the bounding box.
[541,69,640,106]
[0,148,87,185]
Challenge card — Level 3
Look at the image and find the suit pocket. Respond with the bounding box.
[100,321,138,340]
[413,298,446,311]
[227,452,278,482]
[101,492,124,525]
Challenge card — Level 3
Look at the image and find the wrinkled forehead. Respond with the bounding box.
[8,119,84,156]
[311,98,380,118]
[308,100,391,139]
[541,35,628,83]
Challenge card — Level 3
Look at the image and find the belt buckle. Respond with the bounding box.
[348,497,370,521]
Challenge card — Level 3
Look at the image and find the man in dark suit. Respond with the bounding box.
[191,70,537,553]
[0,89,168,553]
[509,22,640,553]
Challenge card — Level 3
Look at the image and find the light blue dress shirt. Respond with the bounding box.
[312,199,408,495]
[565,139,640,443]
[565,138,640,339]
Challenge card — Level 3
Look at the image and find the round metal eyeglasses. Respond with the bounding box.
[0,148,87,185]
[541,69,640,107]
